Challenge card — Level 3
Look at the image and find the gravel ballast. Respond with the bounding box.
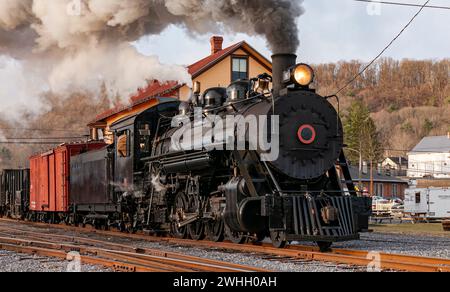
[0,250,111,272]
[336,233,450,259]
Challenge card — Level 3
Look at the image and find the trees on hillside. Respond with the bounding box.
[344,101,383,195]
[315,58,450,111]
[0,92,111,169]
[315,58,450,156]
[344,101,383,165]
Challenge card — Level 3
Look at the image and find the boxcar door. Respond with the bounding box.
[41,155,51,211]
[0,172,4,213]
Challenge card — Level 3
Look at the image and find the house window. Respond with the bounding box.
[375,183,384,197]
[362,162,368,175]
[392,184,398,197]
[232,57,248,81]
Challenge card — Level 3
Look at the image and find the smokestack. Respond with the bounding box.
[210,36,223,55]
[272,54,297,97]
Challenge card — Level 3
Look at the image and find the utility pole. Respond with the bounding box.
[346,147,364,196]
[370,160,374,196]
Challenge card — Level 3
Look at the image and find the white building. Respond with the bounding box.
[382,157,408,177]
[408,134,450,179]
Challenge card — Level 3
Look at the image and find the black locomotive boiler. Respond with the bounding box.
[69,54,371,250]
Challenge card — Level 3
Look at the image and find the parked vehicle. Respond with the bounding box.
[372,196,404,218]
[404,187,450,220]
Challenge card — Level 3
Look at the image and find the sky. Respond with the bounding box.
[134,0,450,65]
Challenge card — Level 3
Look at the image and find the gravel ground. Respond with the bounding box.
[0,250,111,272]
[0,221,448,272]
[335,233,450,259]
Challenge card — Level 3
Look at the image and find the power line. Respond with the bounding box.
[0,128,86,133]
[0,142,67,145]
[382,148,450,153]
[2,137,85,140]
[354,0,450,10]
[331,0,431,96]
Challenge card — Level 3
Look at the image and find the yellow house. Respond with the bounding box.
[89,36,272,134]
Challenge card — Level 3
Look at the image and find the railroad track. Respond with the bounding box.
[142,237,450,272]
[0,220,267,273]
[1,218,449,272]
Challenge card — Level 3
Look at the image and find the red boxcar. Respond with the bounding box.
[30,143,105,213]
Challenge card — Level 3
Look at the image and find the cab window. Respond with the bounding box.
[139,124,151,154]
[117,132,129,158]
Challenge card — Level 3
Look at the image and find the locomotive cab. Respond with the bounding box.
[110,100,181,195]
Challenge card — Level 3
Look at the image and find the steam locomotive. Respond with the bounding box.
[1,54,371,250]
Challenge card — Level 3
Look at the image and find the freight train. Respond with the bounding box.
[0,54,371,251]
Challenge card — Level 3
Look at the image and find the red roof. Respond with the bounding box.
[188,42,244,77]
[130,80,180,104]
[91,41,266,124]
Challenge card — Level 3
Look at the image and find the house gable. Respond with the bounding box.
[90,37,272,126]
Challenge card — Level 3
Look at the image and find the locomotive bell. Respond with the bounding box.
[253,78,270,94]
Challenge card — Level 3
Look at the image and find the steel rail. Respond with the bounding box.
[0,241,166,272]
[0,236,190,272]
[0,224,267,272]
[155,238,450,272]
[1,218,448,272]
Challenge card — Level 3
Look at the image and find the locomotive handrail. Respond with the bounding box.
[142,150,212,163]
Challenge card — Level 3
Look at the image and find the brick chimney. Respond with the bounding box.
[210,36,223,55]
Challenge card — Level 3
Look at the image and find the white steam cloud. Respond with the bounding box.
[0,0,304,118]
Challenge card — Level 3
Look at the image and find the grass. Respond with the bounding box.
[370,223,450,238]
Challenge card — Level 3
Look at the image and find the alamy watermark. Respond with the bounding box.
[66,251,82,272]
[367,251,382,272]
[67,0,82,16]
[367,0,383,16]
[171,108,280,162]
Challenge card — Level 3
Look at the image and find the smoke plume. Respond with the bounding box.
[0,0,304,118]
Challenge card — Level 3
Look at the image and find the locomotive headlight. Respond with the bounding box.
[292,64,315,87]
